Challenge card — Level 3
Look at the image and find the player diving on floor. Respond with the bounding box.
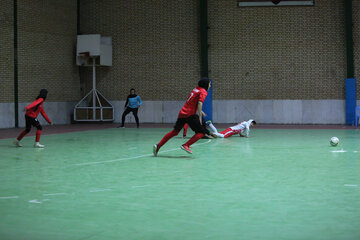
[207,119,256,138]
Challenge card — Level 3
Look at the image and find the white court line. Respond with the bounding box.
[0,196,19,199]
[89,189,112,193]
[73,139,212,166]
[344,184,358,187]
[74,153,153,166]
[43,193,67,196]
[132,185,151,188]
[331,149,347,153]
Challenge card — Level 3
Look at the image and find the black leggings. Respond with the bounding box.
[121,107,139,126]
[174,115,207,134]
[25,115,42,132]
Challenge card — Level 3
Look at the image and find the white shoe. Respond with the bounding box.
[34,142,45,148]
[13,140,23,147]
[214,132,224,138]
[153,144,159,157]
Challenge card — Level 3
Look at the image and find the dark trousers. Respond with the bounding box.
[174,115,207,134]
[25,115,42,131]
[183,117,210,136]
[17,115,43,141]
[156,115,206,149]
[121,107,139,126]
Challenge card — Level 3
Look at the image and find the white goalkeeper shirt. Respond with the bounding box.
[229,119,254,137]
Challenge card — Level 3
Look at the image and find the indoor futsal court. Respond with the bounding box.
[1,0,360,239]
[0,125,360,239]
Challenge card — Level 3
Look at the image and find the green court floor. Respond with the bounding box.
[0,128,359,240]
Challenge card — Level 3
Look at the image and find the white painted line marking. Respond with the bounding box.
[132,185,150,188]
[74,153,153,166]
[74,140,211,166]
[0,196,19,199]
[344,184,358,187]
[43,193,67,196]
[89,189,112,193]
[331,149,347,153]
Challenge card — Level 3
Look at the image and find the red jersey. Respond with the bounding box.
[178,86,208,118]
[25,98,51,123]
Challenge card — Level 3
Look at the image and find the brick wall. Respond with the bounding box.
[80,0,358,101]
[2,1,359,105]
[17,0,80,102]
[209,0,347,100]
[80,0,201,101]
[354,0,360,98]
[0,0,13,103]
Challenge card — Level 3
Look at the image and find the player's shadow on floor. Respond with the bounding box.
[155,155,192,159]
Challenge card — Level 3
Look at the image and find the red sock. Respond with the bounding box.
[36,130,42,142]
[184,133,204,147]
[158,129,179,148]
[17,130,28,141]
[183,123,188,136]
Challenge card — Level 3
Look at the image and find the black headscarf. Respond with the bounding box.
[37,89,48,100]
[32,89,47,111]
[198,78,210,91]
[128,88,137,98]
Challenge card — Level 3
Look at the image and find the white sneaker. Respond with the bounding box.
[34,142,45,148]
[214,132,224,138]
[153,144,159,157]
[13,140,23,147]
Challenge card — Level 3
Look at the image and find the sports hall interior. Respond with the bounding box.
[1,1,360,239]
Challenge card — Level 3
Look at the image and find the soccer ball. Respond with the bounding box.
[330,137,339,146]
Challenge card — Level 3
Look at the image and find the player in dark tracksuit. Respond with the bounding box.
[118,88,143,128]
[153,78,211,156]
[14,89,52,148]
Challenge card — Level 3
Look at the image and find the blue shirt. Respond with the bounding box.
[126,95,142,108]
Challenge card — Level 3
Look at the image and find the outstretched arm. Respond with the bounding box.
[245,124,250,137]
[197,101,203,123]
[40,108,52,124]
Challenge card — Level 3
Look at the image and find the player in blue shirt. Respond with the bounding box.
[118,88,143,128]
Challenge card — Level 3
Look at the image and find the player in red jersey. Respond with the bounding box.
[153,78,211,156]
[14,89,52,148]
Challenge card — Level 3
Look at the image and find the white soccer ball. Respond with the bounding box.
[330,137,339,146]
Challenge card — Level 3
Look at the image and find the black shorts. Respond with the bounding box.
[25,115,42,130]
[174,115,206,134]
